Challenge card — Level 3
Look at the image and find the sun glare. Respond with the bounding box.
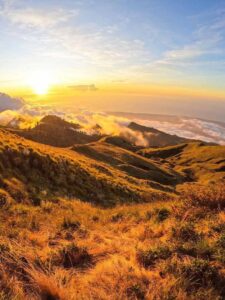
[28,72,54,95]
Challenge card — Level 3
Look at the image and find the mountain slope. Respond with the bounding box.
[72,141,183,188]
[138,142,225,183]
[8,116,197,149]
[128,121,191,147]
[0,129,169,207]
[100,135,139,152]
[10,115,101,147]
[1,116,225,300]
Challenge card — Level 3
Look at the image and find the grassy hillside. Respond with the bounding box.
[0,182,225,299]
[10,115,101,147]
[72,141,183,187]
[138,142,225,183]
[0,129,171,207]
[9,115,196,149]
[0,123,225,299]
[100,135,140,152]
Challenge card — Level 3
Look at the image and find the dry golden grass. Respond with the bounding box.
[0,129,172,207]
[0,129,225,299]
[0,181,225,299]
[179,182,225,209]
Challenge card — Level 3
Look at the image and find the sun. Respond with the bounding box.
[28,71,54,95]
[32,80,49,95]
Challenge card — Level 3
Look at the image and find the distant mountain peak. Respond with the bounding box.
[128,121,189,147]
[38,115,81,129]
[10,115,101,147]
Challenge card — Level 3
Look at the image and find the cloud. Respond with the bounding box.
[154,8,225,69]
[0,101,224,145]
[134,117,225,145]
[0,109,40,128]
[0,1,77,28]
[1,0,225,87]
[0,92,24,111]
[0,1,148,68]
[0,104,150,146]
[71,111,149,146]
[68,84,98,91]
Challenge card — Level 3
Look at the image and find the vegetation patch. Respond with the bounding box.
[61,217,81,231]
[53,243,93,269]
[137,246,171,268]
[155,208,170,222]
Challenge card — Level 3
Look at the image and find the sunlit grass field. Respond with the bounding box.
[0,182,225,299]
[0,128,225,299]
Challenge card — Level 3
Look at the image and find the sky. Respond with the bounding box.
[0,0,225,121]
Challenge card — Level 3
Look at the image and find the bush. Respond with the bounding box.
[217,234,225,249]
[92,215,99,222]
[176,240,213,259]
[214,234,225,263]
[31,196,42,206]
[155,208,170,222]
[137,246,171,268]
[126,283,146,300]
[0,189,12,208]
[53,243,93,269]
[111,212,123,222]
[3,179,29,204]
[181,182,225,210]
[172,223,199,242]
[181,259,221,290]
[61,217,80,231]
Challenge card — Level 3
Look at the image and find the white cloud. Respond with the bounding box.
[0,92,24,111]
[135,117,225,145]
[0,0,148,68]
[0,1,77,28]
[155,9,225,69]
[0,101,224,145]
[1,0,225,85]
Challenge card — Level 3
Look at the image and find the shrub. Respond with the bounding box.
[155,208,170,222]
[176,240,213,259]
[217,234,225,249]
[111,212,123,222]
[211,222,225,233]
[214,248,225,264]
[92,215,99,222]
[4,178,28,204]
[0,243,10,254]
[172,223,199,242]
[181,182,225,210]
[0,189,12,208]
[181,259,221,290]
[126,283,146,300]
[53,243,93,269]
[214,234,225,263]
[61,217,80,231]
[31,196,42,207]
[137,246,171,268]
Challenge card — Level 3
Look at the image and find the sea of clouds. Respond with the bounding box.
[131,118,225,145]
[0,93,225,145]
